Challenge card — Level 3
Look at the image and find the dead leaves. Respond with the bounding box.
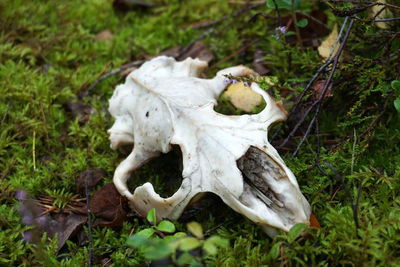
[76,169,105,195]
[16,170,130,251]
[312,80,333,100]
[318,24,339,60]
[223,82,262,112]
[90,183,128,228]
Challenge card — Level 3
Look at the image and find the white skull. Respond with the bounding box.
[108,56,311,237]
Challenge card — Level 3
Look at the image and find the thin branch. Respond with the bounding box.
[1,157,17,180]
[85,180,93,267]
[374,17,400,22]
[174,28,214,59]
[280,19,354,155]
[291,0,304,51]
[270,17,349,143]
[323,161,360,229]
[1,101,12,127]
[82,60,144,98]
[271,0,282,25]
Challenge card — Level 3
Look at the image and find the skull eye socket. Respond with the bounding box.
[214,81,266,115]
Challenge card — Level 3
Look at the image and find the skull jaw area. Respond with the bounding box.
[123,146,311,237]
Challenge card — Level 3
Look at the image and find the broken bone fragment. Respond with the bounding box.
[107,56,311,237]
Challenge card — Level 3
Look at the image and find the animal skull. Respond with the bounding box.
[108,56,311,237]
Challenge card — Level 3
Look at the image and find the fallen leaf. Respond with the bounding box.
[47,213,87,251]
[17,195,87,251]
[370,0,393,29]
[318,24,339,60]
[76,169,106,195]
[223,82,262,112]
[90,183,128,227]
[312,80,333,99]
[94,30,114,42]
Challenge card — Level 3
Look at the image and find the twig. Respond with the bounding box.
[323,161,360,229]
[93,245,129,252]
[296,11,331,32]
[191,1,266,29]
[210,38,260,69]
[174,28,214,59]
[281,19,355,156]
[374,17,400,22]
[82,60,144,98]
[204,216,241,237]
[39,102,49,140]
[270,17,349,143]
[291,0,304,51]
[1,101,12,127]
[271,0,281,25]
[324,0,400,10]
[1,157,17,180]
[85,180,93,267]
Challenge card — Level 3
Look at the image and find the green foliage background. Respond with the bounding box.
[0,0,399,266]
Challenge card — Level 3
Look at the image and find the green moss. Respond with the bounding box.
[0,0,399,265]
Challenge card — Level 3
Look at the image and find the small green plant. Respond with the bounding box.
[127,208,229,266]
[44,189,74,209]
[267,223,308,260]
[391,80,400,112]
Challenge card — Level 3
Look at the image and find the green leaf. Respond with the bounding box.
[288,223,307,243]
[176,252,195,265]
[137,228,155,238]
[127,234,148,248]
[296,18,308,28]
[187,221,203,238]
[174,232,187,238]
[391,80,400,90]
[142,239,171,260]
[394,98,400,112]
[268,242,282,259]
[179,237,201,251]
[207,236,230,248]
[147,208,156,225]
[203,239,217,255]
[157,220,176,233]
[266,0,301,10]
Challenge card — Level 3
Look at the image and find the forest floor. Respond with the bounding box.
[1,0,400,266]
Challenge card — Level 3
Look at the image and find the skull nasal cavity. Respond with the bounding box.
[130,145,183,198]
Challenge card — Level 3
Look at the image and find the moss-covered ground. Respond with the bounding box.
[1,0,400,266]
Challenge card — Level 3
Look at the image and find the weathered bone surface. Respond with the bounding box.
[108,56,311,236]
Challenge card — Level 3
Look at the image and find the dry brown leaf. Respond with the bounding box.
[90,183,128,227]
[318,24,339,60]
[370,0,393,29]
[223,82,262,112]
[75,169,105,194]
[312,80,333,99]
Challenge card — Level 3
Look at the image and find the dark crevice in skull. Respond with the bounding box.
[128,145,183,198]
[237,146,288,212]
